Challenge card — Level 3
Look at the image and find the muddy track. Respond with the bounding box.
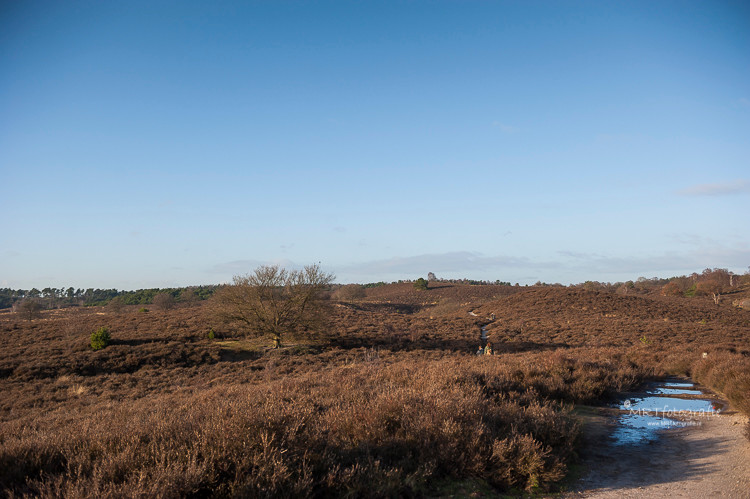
[568,405,750,497]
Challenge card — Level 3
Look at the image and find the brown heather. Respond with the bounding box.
[1,283,749,497]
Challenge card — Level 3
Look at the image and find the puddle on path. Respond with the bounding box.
[661,381,694,388]
[611,379,720,446]
[651,387,703,396]
[611,414,689,446]
[620,396,717,414]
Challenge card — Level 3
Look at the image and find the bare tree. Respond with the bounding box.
[153,292,176,311]
[212,264,335,348]
[15,299,42,321]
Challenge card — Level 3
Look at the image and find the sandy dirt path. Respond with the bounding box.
[566,410,750,498]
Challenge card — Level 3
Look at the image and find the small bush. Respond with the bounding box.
[414,278,429,291]
[490,433,565,492]
[208,328,215,340]
[90,327,111,351]
[138,307,148,313]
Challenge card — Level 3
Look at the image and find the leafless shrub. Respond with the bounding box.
[153,292,176,311]
[14,299,42,321]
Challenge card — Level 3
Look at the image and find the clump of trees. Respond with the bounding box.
[212,264,335,348]
[0,285,218,310]
[658,268,745,304]
[566,267,748,303]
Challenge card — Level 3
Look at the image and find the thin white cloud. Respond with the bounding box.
[677,179,750,197]
[339,251,559,277]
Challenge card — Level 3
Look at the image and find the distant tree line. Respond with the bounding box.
[565,267,750,305]
[0,285,218,310]
[425,278,514,286]
[4,267,747,312]
[412,276,513,289]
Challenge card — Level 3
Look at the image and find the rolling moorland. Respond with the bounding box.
[1,274,749,497]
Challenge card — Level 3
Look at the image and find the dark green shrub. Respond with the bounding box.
[414,278,428,291]
[90,327,111,351]
[138,307,148,313]
[208,328,215,340]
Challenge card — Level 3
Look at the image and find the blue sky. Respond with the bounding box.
[2,0,749,289]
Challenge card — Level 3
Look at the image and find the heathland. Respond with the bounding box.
[1,274,749,497]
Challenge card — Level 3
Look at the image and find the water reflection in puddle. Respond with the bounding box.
[651,387,703,396]
[660,381,694,388]
[610,379,720,447]
[620,396,717,414]
[611,414,688,446]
